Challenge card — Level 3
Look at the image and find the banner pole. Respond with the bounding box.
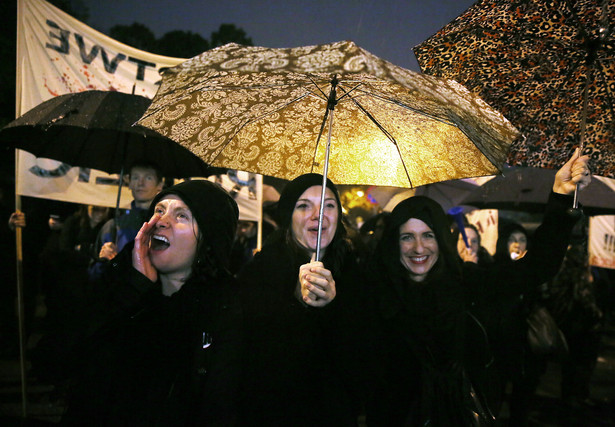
[14,151,28,419]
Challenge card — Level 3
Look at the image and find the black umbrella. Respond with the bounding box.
[461,167,615,216]
[0,90,211,179]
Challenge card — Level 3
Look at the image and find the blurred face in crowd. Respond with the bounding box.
[291,185,339,256]
[399,218,439,282]
[507,231,528,261]
[129,166,163,208]
[149,195,199,279]
[88,205,109,226]
[457,226,479,257]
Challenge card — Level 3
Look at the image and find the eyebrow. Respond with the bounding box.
[296,197,337,203]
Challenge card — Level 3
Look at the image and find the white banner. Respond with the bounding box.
[15,0,262,222]
[465,209,498,256]
[589,215,615,270]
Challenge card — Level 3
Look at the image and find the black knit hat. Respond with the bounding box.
[276,173,343,230]
[148,179,239,269]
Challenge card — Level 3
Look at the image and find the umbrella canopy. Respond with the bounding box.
[0,90,210,178]
[138,41,520,188]
[461,167,615,216]
[414,0,615,179]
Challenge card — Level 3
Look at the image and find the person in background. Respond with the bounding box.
[62,180,242,426]
[452,221,494,266]
[5,200,74,350]
[31,204,111,389]
[89,161,163,279]
[364,149,591,426]
[60,205,110,257]
[548,239,603,410]
[94,161,164,262]
[229,220,257,276]
[491,218,552,426]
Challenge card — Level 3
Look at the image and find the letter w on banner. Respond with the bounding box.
[15,0,262,223]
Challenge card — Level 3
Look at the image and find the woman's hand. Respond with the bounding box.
[99,242,118,260]
[132,214,160,282]
[458,244,478,264]
[553,148,591,195]
[295,254,337,308]
[8,211,26,231]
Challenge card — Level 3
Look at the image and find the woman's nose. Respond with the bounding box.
[310,206,320,220]
[156,214,170,228]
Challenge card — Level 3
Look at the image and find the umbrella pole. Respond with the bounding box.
[573,69,591,210]
[316,76,339,261]
[316,110,334,261]
[112,166,125,244]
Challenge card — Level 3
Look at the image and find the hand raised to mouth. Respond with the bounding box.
[133,214,161,282]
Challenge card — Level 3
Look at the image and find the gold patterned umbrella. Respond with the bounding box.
[138,41,519,188]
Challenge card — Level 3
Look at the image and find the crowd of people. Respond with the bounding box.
[1,150,613,426]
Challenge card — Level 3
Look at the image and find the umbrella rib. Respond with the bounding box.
[337,86,414,187]
[341,86,457,126]
[311,107,331,174]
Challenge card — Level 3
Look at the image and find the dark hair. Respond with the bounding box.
[129,160,163,184]
[376,196,461,285]
[78,205,109,229]
[451,221,481,246]
[268,173,351,276]
[494,220,528,264]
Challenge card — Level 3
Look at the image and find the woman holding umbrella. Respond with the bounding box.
[363,150,591,426]
[61,180,243,426]
[238,173,367,426]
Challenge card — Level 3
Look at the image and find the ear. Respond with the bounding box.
[123,174,130,186]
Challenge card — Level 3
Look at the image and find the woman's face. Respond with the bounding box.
[399,218,439,282]
[507,230,527,260]
[291,185,339,256]
[457,227,479,256]
[88,205,108,226]
[149,195,199,277]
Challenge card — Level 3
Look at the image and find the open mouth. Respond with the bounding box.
[150,235,170,250]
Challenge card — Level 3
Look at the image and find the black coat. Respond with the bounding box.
[62,244,243,426]
[237,238,365,426]
[365,192,580,426]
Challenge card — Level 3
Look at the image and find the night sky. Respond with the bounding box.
[78,0,476,71]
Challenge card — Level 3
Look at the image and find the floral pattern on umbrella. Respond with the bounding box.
[138,41,519,188]
[414,0,615,178]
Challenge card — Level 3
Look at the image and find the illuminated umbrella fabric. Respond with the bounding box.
[138,41,520,189]
[414,0,615,179]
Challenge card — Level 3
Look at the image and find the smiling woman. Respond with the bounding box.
[362,151,593,426]
[237,173,367,425]
[61,180,244,426]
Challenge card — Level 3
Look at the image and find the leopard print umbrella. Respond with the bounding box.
[415,0,615,179]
